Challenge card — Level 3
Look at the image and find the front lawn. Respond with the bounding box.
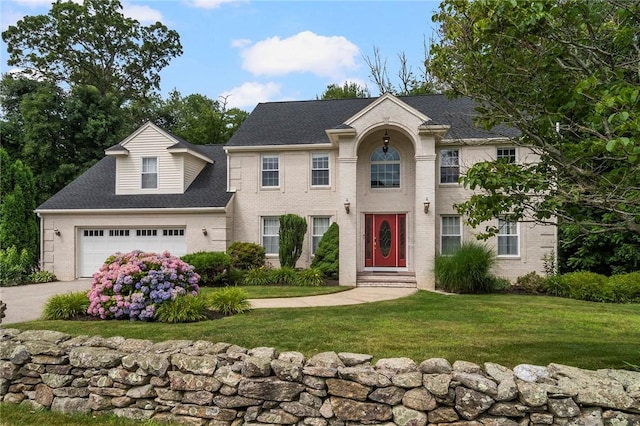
[200,285,350,299]
[7,291,640,370]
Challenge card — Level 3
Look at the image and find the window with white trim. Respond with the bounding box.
[311,153,330,186]
[141,157,158,189]
[497,147,516,163]
[262,217,280,255]
[370,146,400,188]
[440,149,460,184]
[440,216,462,255]
[261,155,279,187]
[498,219,519,256]
[311,216,331,255]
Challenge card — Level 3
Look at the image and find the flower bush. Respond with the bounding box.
[87,251,200,321]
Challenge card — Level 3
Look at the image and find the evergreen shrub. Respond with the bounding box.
[227,242,265,270]
[559,271,609,302]
[434,242,496,293]
[181,251,231,286]
[607,272,640,303]
[279,214,307,268]
[311,222,339,280]
[0,246,31,286]
[516,272,547,294]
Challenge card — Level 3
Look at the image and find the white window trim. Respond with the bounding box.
[141,157,158,189]
[440,216,462,255]
[310,152,330,188]
[261,154,280,189]
[370,146,401,189]
[261,216,280,256]
[439,148,460,185]
[310,216,332,255]
[496,146,517,163]
[497,219,520,257]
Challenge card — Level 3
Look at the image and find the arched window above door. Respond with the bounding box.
[370,146,400,188]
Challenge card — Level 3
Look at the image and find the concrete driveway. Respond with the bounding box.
[0,280,417,325]
[0,279,93,325]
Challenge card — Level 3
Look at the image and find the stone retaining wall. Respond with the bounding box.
[1,328,639,425]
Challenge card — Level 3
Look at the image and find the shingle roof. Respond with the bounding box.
[36,145,232,211]
[226,94,519,147]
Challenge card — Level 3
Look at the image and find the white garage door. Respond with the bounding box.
[78,228,187,277]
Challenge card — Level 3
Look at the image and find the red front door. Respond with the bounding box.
[365,214,406,268]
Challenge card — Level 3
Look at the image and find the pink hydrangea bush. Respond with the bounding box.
[87,250,200,321]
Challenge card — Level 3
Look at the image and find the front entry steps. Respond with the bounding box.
[356,272,417,288]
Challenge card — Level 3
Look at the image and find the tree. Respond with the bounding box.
[318,82,370,99]
[278,214,307,268]
[430,0,640,236]
[364,41,444,96]
[0,150,39,267]
[2,0,182,102]
[148,90,248,145]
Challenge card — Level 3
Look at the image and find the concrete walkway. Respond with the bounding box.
[0,280,418,325]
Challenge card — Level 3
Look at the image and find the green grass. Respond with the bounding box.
[200,285,350,299]
[7,291,640,370]
[0,403,171,426]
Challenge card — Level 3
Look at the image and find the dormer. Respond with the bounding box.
[106,122,214,195]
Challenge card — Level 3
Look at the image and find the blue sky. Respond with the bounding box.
[1,0,441,110]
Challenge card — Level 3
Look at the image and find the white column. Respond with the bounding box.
[414,153,437,290]
[338,156,358,286]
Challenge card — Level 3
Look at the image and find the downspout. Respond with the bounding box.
[36,212,43,271]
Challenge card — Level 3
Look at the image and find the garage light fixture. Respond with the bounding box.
[201,227,207,235]
[54,228,60,236]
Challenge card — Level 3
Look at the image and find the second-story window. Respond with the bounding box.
[311,153,330,186]
[497,147,516,163]
[141,157,158,189]
[370,146,400,188]
[261,155,279,187]
[440,149,459,184]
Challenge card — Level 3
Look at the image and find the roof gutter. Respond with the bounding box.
[35,207,229,215]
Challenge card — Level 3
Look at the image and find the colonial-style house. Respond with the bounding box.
[36,93,556,289]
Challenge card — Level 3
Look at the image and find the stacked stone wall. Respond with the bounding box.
[1,329,639,425]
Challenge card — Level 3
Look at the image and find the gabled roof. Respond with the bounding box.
[36,145,232,211]
[226,94,519,148]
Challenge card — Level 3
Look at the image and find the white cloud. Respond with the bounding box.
[185,0,243,9]
[238,31,360,79]
[122,3,163,24]
[231,38,252,49]
[220,81,281,109]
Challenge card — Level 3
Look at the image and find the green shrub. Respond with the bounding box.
[516,272,547,294]
[243,267,271,286]
[543,275,568,297]
[42,292,89,320]
[227,242,265,270]
[0,246,32,286]
[209,287,251,315]
[297,268,324,287]
[155,295,208,323]
[607,272,640,303]
[559,271,610,302]
[490,276,512,292]
[28,270,57,283]
[270,266,298,286]
[311,222,339,280]
[279,214,307,268]
[181,251,231,286]
[434,242,496,294]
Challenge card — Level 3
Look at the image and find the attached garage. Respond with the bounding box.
[77,228,187,277]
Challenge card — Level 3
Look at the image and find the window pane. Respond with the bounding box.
[262,156,279,187]
[497,147,516,163]
[370,147,400,188]
[441,216,461,255]
[440,149,459,183]
[312,217,330,254]
[262,217,280,254]
[498,219,519,256]
[312,153,329,187]
[141,157,158,189]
